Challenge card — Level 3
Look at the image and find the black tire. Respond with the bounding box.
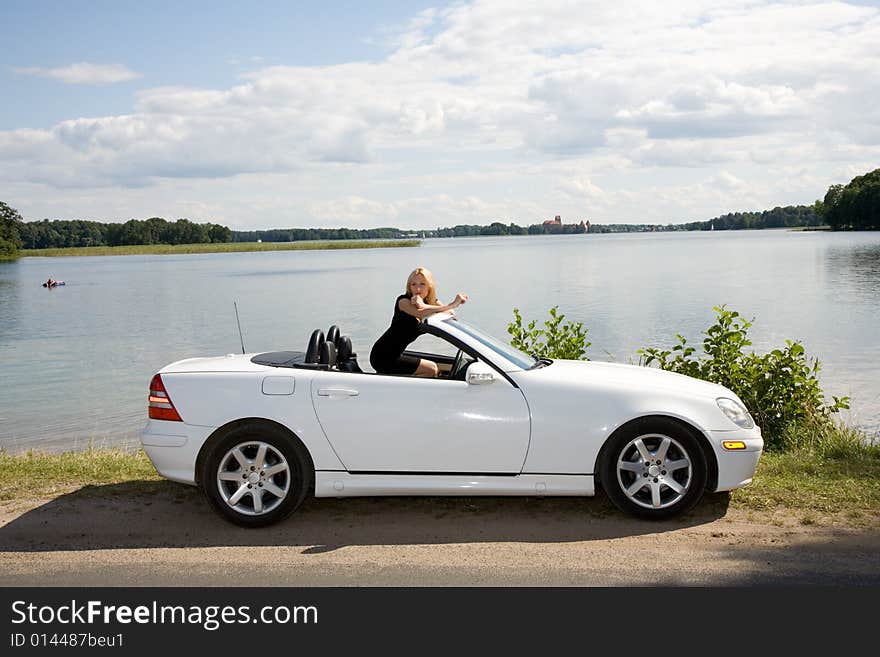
[599,417,708,520]
[200,422,313,528]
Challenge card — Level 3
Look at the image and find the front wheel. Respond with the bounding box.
[200,423,312,527]
[599,418,708,520]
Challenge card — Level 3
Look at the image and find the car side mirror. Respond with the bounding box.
[466,361,495,385]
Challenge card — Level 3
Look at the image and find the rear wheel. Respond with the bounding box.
[599,418,707,519]
[200,423,312,527]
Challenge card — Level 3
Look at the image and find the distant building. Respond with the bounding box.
[542,215,590,234]
[543,215,563,233]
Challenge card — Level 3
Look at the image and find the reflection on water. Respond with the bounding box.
[820,241,880,434]
[826,243,880,289]
[227,265,373,278]
[0,270,21,341]
[1,230,879,453]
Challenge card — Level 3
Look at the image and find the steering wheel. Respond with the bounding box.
[450,349,465,380]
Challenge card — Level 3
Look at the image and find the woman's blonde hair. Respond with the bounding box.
[405,267,438,304]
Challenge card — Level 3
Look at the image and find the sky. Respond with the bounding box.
[2,0,879,231]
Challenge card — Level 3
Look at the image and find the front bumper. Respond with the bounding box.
[707,426,764,491]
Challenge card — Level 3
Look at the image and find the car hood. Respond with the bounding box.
[528,359,734,401]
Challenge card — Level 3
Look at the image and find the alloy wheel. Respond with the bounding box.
[615,432,693,510]
[216,441,291,516]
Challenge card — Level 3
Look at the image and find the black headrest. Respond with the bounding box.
[326,325,340,346]
[319,340,337,367]
[305,329,324,364]
[337,335,352,361]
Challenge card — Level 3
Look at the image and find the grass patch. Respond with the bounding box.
[730,449,880,516]
[22,240,420,258]
[3,435,879,524]
[0,447,162,500]
[730,417,880,519]
[777,415,878,459]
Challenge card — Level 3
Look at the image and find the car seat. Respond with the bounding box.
[336,335,363,373]
[319,340,337,368]
[305,329,325,364]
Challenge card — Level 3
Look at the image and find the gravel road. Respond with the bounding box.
[2,481,878,586]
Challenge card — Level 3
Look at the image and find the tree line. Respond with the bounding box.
[673,204,824,231]
[233,221,588,240]
[1,166,877,259]
[821,168,880,230]
[433,221,588,236]
[0,206,820,255]
[232,227,402,242]
[0,202,24,257]
[12,216,231,250]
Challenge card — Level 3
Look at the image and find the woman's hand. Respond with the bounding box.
[454,293,468,307]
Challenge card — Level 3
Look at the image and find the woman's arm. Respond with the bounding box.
[398,293,468,319]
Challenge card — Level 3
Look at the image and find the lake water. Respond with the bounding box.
[1,229,879,453]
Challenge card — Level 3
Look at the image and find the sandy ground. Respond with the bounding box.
[1,481,878,586]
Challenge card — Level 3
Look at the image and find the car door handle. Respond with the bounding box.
[317,388,359,397]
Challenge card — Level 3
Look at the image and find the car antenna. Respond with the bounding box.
[234,301,246,354]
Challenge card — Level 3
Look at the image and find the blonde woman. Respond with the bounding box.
[369,267,468,377]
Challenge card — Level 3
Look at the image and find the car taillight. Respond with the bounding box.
[149,374,183,422]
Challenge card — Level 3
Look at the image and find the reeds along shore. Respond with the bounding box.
[22,240,421,258]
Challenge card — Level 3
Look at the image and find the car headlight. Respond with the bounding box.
[716,397,755,429]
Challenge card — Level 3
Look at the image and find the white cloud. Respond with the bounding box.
[557,176,606,202]
[13,62,141,85]
[2,1,880,228]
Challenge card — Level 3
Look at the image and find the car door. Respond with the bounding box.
[310,363,531,473]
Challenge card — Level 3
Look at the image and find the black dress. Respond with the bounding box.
[370,294,422,375]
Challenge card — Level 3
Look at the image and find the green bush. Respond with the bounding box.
[507,305,861,452]
[638,305,849,448]
[507,306,591,360]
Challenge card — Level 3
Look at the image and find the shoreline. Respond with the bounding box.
[21,239,420,258]
[18,227,858,258]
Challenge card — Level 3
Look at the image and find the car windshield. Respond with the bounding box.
[446,318,539,370]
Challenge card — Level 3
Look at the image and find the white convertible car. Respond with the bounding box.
[142,314,763,526]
